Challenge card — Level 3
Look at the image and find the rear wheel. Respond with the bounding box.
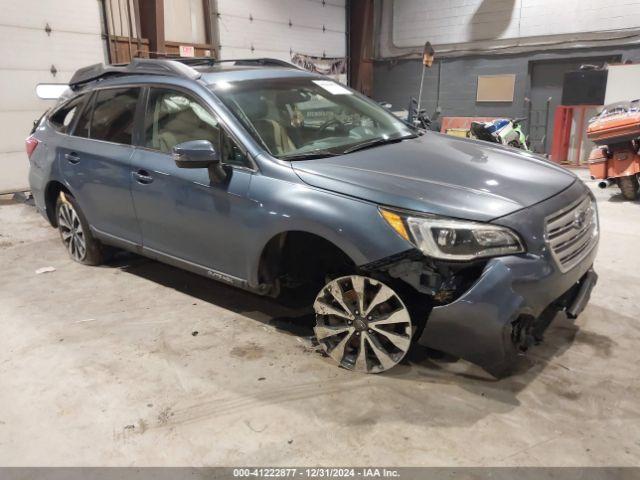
[313,275,413,374]
[619,175,639,200]
[56,192,105,265]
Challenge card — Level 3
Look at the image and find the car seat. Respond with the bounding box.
[242,98,295,155]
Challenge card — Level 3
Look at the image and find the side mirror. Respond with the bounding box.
[172,140,219,169]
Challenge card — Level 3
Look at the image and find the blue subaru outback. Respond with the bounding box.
[27,58,599,376]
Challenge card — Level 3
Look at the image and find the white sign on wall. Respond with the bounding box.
[604,65,640,106]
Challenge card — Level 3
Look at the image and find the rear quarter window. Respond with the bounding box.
[48,94,87,134]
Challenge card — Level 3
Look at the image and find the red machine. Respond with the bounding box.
[586,101,640,200]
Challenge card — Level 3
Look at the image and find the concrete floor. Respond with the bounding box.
[0,171,639,467]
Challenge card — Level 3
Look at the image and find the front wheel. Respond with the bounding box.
[56,192,105,265]
[619,175,639,200]
[313,275,413,373]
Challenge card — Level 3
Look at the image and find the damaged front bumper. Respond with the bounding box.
[418,180,599,376]
[418,249,598,376]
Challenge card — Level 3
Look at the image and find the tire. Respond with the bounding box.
[619,175,640,201]
[55,192,105,265]
[312,275,414,373]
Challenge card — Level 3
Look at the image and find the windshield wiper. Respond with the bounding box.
[342,135,415,154]
[280,150,342,161]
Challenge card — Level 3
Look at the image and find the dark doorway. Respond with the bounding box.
[528,56,620,154]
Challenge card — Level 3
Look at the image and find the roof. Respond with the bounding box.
[68,57,311,89]
[201,66,315,84]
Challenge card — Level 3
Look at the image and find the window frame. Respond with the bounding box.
[70,91,96,138]
[45,82,257,172]
[137,84,258,172]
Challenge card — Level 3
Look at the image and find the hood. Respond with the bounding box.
[292,133,576,222]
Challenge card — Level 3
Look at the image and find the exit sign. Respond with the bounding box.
[179,45,195,57]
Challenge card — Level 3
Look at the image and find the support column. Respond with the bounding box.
[139,0,165,57]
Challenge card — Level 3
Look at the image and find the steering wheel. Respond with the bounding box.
[317,118,346,136]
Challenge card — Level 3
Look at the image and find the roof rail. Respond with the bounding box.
[68,58,201,89]
[172,57,303,70]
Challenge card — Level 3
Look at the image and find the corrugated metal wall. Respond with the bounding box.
[216,0,346,61]
[0,0,107,193]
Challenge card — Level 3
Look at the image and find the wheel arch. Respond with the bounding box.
[254,230,358,293]
[43,179,73,227]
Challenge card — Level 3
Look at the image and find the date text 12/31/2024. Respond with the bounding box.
[233,468,400,478]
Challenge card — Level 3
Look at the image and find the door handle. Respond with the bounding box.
[65,152,80,164]
[132,169,154,184]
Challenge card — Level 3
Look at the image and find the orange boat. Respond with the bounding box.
[587,101,640,200]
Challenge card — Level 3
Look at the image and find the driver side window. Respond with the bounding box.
[144,88,220,154]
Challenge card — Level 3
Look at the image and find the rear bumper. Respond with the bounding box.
[418,245,598,375]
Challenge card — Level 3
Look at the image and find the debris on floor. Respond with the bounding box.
[74,318,96,324]
[12,192,34,206]
[35,266,56,275]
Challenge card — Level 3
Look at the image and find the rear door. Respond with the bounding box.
[129,86,254,279]
[60,86,142,244]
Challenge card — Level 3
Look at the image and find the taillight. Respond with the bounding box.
[25,136,39,159]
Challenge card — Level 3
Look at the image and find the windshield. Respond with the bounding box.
[209,77,415,159]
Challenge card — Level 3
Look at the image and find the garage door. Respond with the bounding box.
[0,0,106,193]
[216,0,345,63]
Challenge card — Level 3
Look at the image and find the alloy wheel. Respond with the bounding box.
[58,202,87,262]
[313,275,412,373]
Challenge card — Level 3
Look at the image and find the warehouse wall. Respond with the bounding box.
[0,0,107,193]
[215,0,346,61]
[373,45,640,150]
[393,0,640,48]
[374,45,640,116]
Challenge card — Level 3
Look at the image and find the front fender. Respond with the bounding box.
[242,169,413,287]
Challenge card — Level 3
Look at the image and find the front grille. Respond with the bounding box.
[545,195,598,273]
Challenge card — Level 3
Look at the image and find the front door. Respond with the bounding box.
[60,87,142,244]
[130,87,255,279]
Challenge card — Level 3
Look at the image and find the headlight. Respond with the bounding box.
[380,208,525,261]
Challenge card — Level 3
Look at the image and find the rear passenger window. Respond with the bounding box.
[90,88,139,145]
[144,88,219,153]
[49,94,87,134]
